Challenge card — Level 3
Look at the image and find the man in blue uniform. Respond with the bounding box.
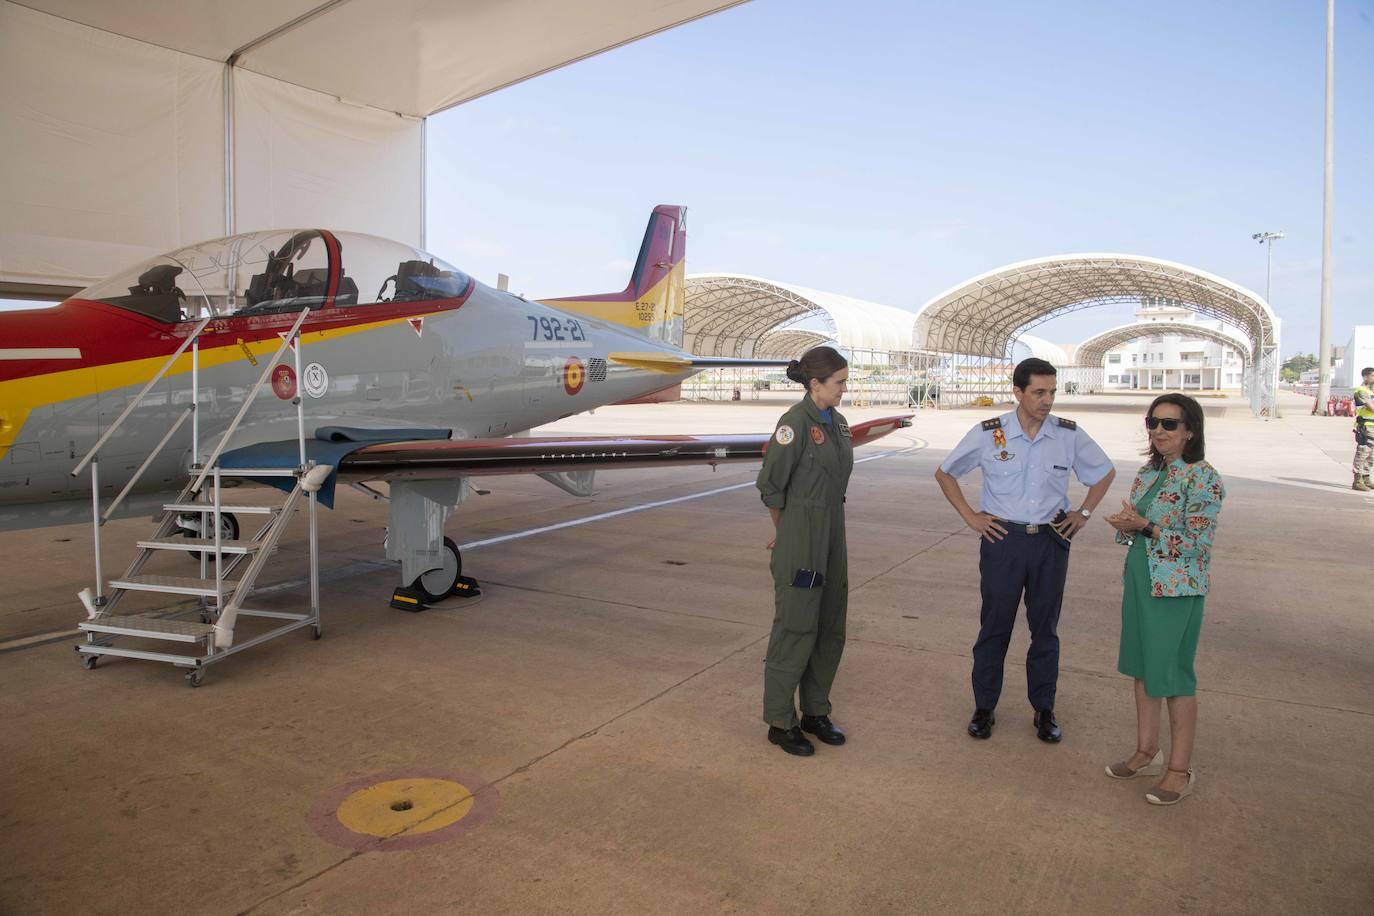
[935,358,1115,742]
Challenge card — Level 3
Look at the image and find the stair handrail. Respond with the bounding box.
[191,307,311,495]
[100,404,195,522]
[71,314,215,477]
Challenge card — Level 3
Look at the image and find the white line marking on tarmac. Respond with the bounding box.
[457,438,927,551]
[0,628,80,652]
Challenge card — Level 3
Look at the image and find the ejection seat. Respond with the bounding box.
[109,263,187,323]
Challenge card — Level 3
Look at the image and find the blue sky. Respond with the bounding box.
[426,0,1373,357]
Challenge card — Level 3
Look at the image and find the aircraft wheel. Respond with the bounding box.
[414,537,462,604]
[180,512,240,561]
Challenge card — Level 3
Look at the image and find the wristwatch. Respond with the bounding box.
[1141,522,1155,539]
[1077,507,1091,519]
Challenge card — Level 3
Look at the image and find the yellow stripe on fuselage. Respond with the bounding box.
[0,315,411,461]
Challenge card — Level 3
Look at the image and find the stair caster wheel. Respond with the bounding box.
[80,654,98,670]
[186,670,204,688]
[311,624,323,640]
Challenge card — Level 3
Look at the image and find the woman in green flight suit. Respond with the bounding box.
[757,346,854,757]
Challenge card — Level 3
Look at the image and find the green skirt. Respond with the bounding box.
[1117,539,1205,697]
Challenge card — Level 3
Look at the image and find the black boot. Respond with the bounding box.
[799,714,846,746]
[1034,709,1062,743]
[768,726,815,757]
[967,708,995,739]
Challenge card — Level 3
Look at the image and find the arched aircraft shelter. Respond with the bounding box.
[1068,321,1253,393]
[682,257,1279,416]
[682,274,923,403]
[913,254,1280,416]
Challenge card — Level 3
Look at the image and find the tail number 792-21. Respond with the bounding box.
[528,315,587,342]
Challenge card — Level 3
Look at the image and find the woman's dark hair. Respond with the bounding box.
[1145,393,1206,468]
[786,345,848,390]
[1013,357,1057,391]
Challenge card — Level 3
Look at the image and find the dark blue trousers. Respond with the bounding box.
[973,527,1070,711]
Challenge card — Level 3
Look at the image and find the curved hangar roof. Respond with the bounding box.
[684,274,917,358]
[1074,321,1253,368]
[14,0,747,118]
[914,254,1278,359]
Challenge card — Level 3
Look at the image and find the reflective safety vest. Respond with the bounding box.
[1355,384,1374,426]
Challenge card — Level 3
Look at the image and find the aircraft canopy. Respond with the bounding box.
[76,229,473,323]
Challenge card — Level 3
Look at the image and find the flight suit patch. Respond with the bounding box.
[837,423,851,438]
[992,428,1007,450]
[810,425,826,446]
[774,425,795,445]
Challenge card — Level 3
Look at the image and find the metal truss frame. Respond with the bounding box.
[914,255,1281,416]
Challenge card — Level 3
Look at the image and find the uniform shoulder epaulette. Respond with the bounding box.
[1056,417,1078,430]
[980,418,1002,431]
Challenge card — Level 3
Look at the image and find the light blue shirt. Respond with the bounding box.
[940,411,1114,524]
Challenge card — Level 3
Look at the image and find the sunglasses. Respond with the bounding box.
[1145,417,1185,431]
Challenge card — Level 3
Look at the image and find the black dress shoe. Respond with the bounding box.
[967,708,995,739]
[1034,709,1062,743]
[768,726,815,757]
[799,714,846,746]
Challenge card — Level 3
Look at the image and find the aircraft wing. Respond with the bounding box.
[608,352,791,372]
[336,415,913,482]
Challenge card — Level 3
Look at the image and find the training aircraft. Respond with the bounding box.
[0,206,910,667]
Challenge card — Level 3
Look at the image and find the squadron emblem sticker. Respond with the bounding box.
[810,425,827,446]
[563,357,586,396]
[774,425,795,445]
[271,364,297,400]
[303,362,330,398]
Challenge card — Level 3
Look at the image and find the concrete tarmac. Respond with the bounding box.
[1,391,1370,914]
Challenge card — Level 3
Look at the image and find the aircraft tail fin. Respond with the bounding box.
[542,205,685,348]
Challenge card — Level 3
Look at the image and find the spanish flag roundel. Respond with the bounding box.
[563,357,586,396]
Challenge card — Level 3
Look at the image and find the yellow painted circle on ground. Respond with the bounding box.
[335,778,475,838]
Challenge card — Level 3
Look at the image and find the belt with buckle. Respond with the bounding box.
[997,519,1046,535]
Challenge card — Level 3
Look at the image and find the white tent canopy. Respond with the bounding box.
[1014,333,1068,366]
[684,273,917,358]
[0,0,744,295]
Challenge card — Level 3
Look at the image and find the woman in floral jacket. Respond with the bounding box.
[1103,393,1224,806]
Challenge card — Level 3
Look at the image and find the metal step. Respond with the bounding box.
[165,502,280,515]
[109,575,238,597]
[137,537,260,555]
[215,467,300,477]
[80,613,215,643]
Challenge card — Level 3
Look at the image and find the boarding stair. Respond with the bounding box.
[72,309,322,686]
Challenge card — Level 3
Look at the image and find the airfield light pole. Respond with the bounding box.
[1251,231,1285,305]
[1316,0,1336,415]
